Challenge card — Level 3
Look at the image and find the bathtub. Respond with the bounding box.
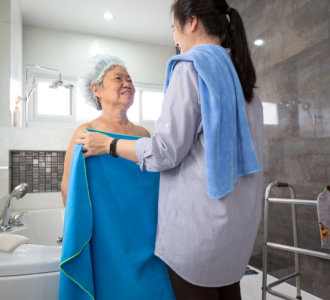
[0,208,64,300]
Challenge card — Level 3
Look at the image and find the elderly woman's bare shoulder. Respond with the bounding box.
[72,122,93,138]
[134,125,150,138]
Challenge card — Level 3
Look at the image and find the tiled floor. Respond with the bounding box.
[241,266,321,300]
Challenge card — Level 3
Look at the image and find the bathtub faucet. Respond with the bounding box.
[0,183,29,231]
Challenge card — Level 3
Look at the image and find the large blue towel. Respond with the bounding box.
[164,44,261,199]
[59,130,175,300]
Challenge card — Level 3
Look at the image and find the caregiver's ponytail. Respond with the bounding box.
[223,7,256,102]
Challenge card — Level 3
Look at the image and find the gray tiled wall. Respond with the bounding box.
[230,0,330,299]
[10,150,65,193]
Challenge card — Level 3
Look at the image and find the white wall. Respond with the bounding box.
[0,23,175,215]
[0,0,23,216]
[0,0,11,127]
[10,0,22,115]
[23,25,174,85]
[23,25,174,130]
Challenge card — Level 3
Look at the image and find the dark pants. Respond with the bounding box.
[167,267,242,300]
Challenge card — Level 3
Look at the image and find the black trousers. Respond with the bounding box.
[167,267,242,300]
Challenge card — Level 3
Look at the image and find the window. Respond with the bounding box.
[127,94,140,123]
[76,87,101,121]
[141,91,163,121]
[127,84,164,131]
[30,76,75,122]
[29,75,164,131]
[36,81,71,116]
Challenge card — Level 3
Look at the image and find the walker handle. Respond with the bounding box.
[275,181,289,188]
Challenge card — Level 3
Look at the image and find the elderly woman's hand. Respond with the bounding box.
[76,130,113,158]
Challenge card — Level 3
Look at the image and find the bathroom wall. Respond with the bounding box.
[0,0,23,214]
[23,26,174,86]
[229,0,330,298]
[0,0,11,127]
[0,16,175,214]
[10,0,22,116]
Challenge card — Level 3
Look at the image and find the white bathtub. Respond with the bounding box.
[10,208,65,246]
[0,208,64,300]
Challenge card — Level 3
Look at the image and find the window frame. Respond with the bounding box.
[27,74,164,131]
[28,73,76,122]
[133,82,164,130]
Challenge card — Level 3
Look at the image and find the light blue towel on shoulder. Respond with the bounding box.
[164,44,261,199]
[59,130,175,300]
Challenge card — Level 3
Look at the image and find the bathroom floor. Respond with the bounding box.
[240,266,321,300]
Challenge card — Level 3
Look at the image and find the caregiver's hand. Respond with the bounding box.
[76,130,113,158]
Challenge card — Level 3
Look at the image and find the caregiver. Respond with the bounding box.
[77,0,264,299]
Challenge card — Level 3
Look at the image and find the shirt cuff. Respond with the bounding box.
[135,137,150,171]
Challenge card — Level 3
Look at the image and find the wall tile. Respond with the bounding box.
[298,85,330,138]
[9,150,65,193]
[229,0,257,13]
[241,1,330,299]
[243,0,294,40]
[257,38,330,140]
[328,0,330,37]
[0,0,10,23]
[264,0,329,69]
[293,0,314,11]
[250,32,266,73]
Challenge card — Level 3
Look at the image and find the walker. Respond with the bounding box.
[262,181,330,300]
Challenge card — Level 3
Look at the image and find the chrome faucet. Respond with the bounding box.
[11,211,27,226]
[0,183,29,231]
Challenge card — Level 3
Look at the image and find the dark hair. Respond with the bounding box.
[171,0,256,102]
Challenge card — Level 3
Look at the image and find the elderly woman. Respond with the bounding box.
[61,55,149,204]
[59,55,175,300]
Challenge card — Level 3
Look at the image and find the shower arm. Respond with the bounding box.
[23,64,62,101]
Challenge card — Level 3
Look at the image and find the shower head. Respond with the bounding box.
[1,183,29,230]
[64,83,74,89]
[10,183,29,199]
[49,80,63,89]
[49,81,74,89]
[49,72,64,89]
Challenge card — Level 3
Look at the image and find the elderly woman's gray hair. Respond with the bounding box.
[78,54,127,110]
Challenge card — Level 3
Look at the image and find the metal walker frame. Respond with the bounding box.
[262,181,330,300]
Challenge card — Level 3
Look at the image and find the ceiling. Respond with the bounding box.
[19,0,175,47]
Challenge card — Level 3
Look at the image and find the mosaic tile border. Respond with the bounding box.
[9,150,66,193]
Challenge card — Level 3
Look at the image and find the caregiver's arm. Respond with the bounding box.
[135,61,201,171]
[76,130,139,162]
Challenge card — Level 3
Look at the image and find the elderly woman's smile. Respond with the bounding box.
[120,89,133,96]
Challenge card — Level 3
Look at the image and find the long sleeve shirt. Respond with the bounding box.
[135,61,264,287]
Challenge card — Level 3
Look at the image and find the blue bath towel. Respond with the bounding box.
[59,130,175,300]
[164,44,261,199]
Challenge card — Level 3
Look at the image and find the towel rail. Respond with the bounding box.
[262,181,330,300]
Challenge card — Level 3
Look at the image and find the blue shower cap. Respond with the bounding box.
[78,54,127,110]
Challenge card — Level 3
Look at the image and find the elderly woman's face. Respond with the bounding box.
[96,66,135,109]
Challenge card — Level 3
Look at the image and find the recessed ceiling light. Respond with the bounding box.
[254,39,264,46]
[103,11,114,21]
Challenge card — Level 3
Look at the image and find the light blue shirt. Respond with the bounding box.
[135,61,264,287]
